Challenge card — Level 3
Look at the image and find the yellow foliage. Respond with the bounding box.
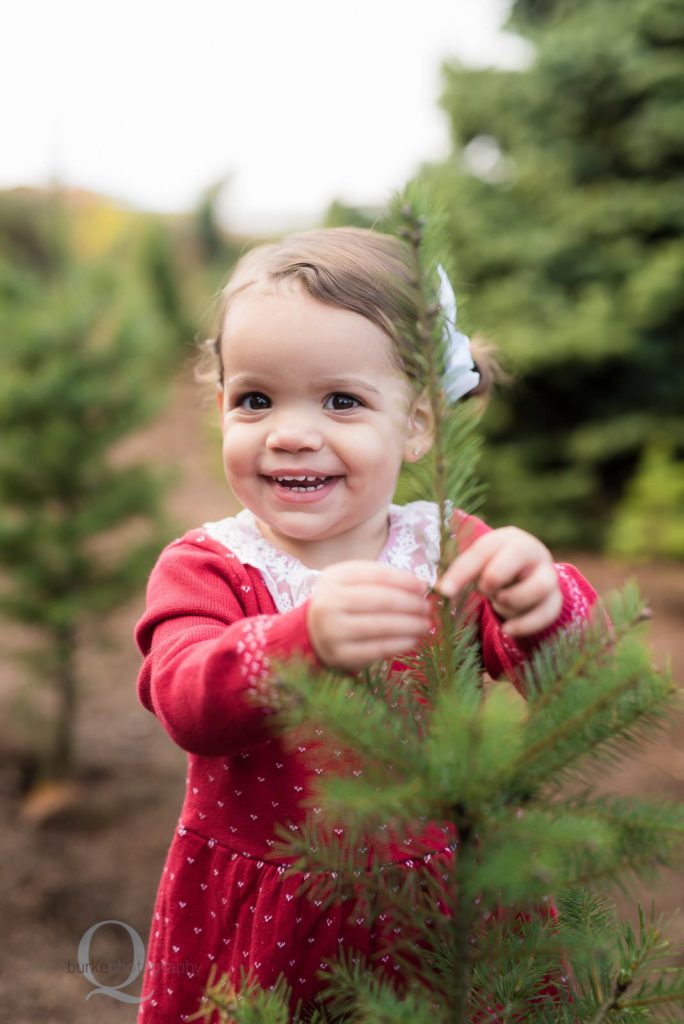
[70,197,133,258]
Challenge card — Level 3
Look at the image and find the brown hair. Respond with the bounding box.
[199,226,499,398]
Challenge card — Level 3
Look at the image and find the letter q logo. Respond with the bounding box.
[77,919,151,1003]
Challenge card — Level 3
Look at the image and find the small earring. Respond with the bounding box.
[412,448,421,457]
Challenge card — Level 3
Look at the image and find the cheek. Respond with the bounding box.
[343,429,406,482]
[221,426,256,472]
[342,420,405,458]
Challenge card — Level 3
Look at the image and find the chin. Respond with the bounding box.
[270,520,331,539]
[265,513,342,539]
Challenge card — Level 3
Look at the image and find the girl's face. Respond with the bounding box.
[217,284,431,568]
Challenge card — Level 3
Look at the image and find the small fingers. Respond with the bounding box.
[340,635,427,671]
[437,528,552,604]
[437,528,536,599]
[350,585,431,618]
[345,612,432,640]
[336,561,427,595]
[490,563,559,617]
[501,590,563,638]
[477,546,532,600]
[435,532,501,598]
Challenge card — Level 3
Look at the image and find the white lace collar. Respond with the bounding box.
[203,501,446,613]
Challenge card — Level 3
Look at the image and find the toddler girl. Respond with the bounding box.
[134,227,598,1022]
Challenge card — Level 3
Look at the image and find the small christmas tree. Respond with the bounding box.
[0,259,169,780]
[193,190,684,1023]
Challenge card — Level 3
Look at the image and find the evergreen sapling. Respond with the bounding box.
[0,262,169,780]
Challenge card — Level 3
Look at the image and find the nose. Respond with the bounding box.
[265,411,324,453]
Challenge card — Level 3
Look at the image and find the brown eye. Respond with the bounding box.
[238,392,270,410]
[325,393,361,411]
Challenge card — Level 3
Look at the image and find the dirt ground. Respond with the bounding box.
[1,373,683,1023]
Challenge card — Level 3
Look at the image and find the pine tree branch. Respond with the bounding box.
[587,952,652,1023]
[446,806,480,1023]
[397,201,455,693]
[507,666,668,786]
[269,656,427,780]
[525,595,647,715]
[319,946,441,1023]
[623,987,684,1010]
[576,903,684,1024]
[186,963,293,1023]
[563,794,684,842]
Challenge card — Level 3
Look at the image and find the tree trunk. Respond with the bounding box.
[50,622,77,778]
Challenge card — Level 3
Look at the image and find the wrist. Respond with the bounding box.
[304,599,329,668]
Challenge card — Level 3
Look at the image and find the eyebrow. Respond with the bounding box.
[225,373,264,389]
[226,373,381,395]
[311,374,383,395]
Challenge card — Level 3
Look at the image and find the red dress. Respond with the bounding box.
[134,504,597,1022]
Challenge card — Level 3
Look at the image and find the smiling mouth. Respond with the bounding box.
[264,474,338,492]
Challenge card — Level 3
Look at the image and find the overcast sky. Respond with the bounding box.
[4,0,530,231]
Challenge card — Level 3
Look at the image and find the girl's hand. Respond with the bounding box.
[307,561,432,672]
[435,527,562,638]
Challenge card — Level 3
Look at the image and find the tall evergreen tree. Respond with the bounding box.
[138,218,198,359]
[193,191,684,1024]
[194,177,242,270]
[0,259,169,779]
[419,0,684,552]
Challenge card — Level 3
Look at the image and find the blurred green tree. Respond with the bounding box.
[323,198,379,229]
[420,0,684,551]
[194,177,242,269]
[0,188,70,277]
[0,258,170,779]
[138,217,198,358]
[609,437,684,559]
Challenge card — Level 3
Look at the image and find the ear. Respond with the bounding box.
[403,388,434,463]
[216,385,224,421]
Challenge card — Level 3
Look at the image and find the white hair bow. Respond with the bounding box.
[436,263,480,403]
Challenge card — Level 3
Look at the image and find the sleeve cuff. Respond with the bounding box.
[263,597,324,668]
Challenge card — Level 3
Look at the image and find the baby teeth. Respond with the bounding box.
[275,475,323,482]
[272,474,330,492]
